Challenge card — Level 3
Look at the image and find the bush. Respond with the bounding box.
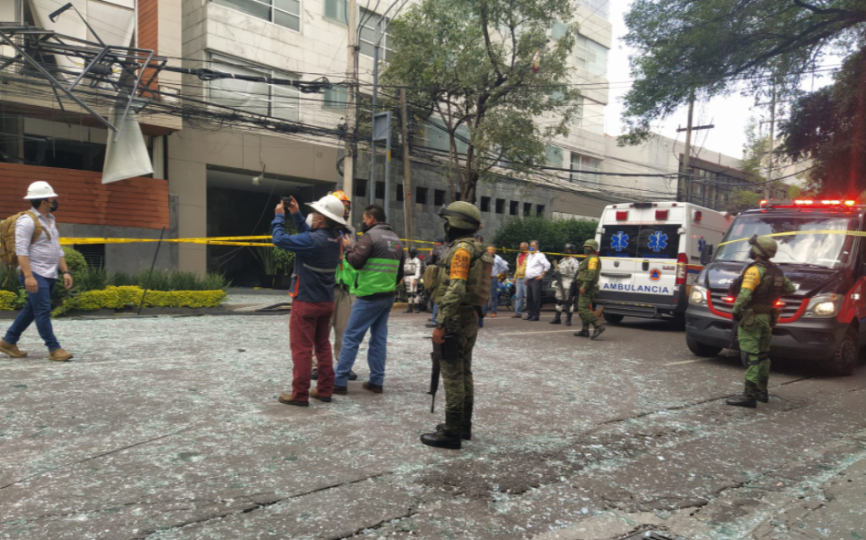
[0,290,16,310]
[274,248,295,275]
[62,247,88,275]
[53,286,227,316]
[492,217,598,267]
[0,265,21,294]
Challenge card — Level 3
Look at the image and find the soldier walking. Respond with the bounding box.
[726,235,796,408]
[421,201,492,450]
[550,244,580,326]
[571,239,605,340]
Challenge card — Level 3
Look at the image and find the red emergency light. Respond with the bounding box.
[721,296,735,304]
[774,300,786,308]
[762,199,857,209]
[694,210,702,222]
[656,209,668,220]
[616,211,628,221]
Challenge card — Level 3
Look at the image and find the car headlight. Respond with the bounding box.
[804,294,842,318]
[689,285,708,306]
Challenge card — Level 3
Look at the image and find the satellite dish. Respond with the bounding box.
[102,106,153,184]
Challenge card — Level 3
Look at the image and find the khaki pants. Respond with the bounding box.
[313,286,355,362]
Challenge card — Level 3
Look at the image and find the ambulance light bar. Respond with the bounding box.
[759,199,856,209]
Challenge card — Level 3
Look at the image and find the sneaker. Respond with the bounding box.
[0,339,27,358]
[362,381,384,394]
[278,393,309,407]
[348,370,358,381]
[48,348,73,362]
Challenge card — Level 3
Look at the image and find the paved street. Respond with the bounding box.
[2,299,865,540]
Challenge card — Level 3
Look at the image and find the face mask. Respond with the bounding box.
[360,221,371,233]
[49,200,58,212]
[305,214,314,229]
[529,247,536,252]
[584,248,592,255]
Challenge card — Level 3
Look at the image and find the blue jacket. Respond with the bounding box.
[272,213,342,303]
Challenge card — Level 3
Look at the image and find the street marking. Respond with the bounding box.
[664,359,707,366]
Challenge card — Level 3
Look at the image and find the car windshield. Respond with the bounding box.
[715,214,860,269]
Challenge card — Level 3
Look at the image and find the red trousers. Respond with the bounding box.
[289,300,335,401]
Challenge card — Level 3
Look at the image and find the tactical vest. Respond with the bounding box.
[353,224,402,297]
[577,255,601,287]
[732,261,785,314]
[433,237,494,307]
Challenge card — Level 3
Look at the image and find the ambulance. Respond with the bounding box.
[592,201,733,323]
[686,198,865,375]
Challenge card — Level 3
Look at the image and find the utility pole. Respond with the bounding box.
[343,0,357,223]
[680,93,695,203]
[400,89,413,247]
[765,85,776,200]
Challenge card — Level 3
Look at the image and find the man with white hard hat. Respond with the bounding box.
[0,182,74,362]
[272,194,346,407]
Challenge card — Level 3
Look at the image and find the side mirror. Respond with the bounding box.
[700,245,714,266]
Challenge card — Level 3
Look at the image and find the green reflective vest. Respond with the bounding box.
[353,225,403,298]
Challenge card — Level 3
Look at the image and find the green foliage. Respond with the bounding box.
[75,268,112,292]
[62,247,87,275]
[273,248,295,275]
[619,0,866,146]
[383,0,582,201]
[780,46,866,194]
[727,189,763,214]
[53,286,227,316]
[249,247,278,274]
[0,290,16,310]
[492,217,598,267]
[0,265,20,293]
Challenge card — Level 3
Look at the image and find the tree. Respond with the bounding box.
[382,0,581,203]
[779,46,866,195]
[619,0,866,146]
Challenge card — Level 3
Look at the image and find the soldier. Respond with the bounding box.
[421,201,492,450]
[571,239,605,340]
[404,247,422,313]
[550,244,580,326]
[726,235,796,408]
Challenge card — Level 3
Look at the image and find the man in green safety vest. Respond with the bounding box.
[333,204,405,395]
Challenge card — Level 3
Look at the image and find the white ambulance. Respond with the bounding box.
[593,201,732,323]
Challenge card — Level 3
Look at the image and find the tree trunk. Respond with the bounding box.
[461,170,479,204]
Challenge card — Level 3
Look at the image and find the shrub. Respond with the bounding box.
[0,265,21,294]
[53,286,227,316]
[0,290,16,310]
[75,268,112,292]
[62,247,87,275]
[492,217,599,267]
[274,248,295,275]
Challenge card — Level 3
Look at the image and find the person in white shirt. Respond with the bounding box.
[523,240,550,321]
[403,247,423,313]
[483,246,509,318]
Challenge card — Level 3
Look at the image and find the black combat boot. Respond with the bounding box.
[405,304,414,313]
[590,324,606,340]
[414,304,421,314]
[421,429,462,449]
[436,423,472,440]
[574,328,589,337]
[565,312,573,327]
[726,386,758,408]
[755,390,769,403]
[549,311,562,325]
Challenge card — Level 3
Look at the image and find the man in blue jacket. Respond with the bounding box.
[273,194,346,407]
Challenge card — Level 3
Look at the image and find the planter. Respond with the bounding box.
[274,274,293,290]
[259,274,277,289]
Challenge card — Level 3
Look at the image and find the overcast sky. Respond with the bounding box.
[605,0,767,160]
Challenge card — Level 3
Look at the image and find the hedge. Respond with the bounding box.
[491,216,599,267]
[52,286,227,316]
[0,291,16,311]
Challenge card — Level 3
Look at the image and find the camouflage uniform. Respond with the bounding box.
[550,244,580,326]
[727,235,796,407]
[572,240,602,335]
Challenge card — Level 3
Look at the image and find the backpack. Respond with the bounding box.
[0,212,49,268]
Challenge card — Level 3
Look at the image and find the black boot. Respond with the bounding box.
[755,390,769,403]
[405,304,414,313]
[436,423,472,440]
[574,329,589,337]
[414,304,421,314]
[311,368,318,380]
[421,429,462,449]
[549,311,562,325]
[590,324,606,340]
[726,391,757,408]
[565,312,573,327]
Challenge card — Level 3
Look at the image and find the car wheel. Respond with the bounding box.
[828,327,858,376]
[686,336,722,358]
[603,313,624,324]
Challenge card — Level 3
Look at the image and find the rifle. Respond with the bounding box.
[729,318,740,353]
[429,341,441,413]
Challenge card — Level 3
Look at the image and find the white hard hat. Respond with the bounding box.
[306,195,348,226]
[24,181,58,200]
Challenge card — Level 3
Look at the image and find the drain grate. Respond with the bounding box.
[620,531,687,540]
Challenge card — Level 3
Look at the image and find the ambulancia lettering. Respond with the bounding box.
[602,283,671,294]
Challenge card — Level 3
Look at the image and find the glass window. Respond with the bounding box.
[323,0,348,24]
[510,201,519,216]
[354,179,367,197]
[523,202,532,216]
[323,86,347,109]
[495,199,505,214]
[209,55,299,122]
[415,186,428,204]
[212,0,301,32]
[481,196,491,212]
[574,35,608,76]
[360,9,393,61]
[546,145,563,168]
[570,152,601,185]
[396,184,404,201]
[536,204,545,217]
[579,0,609,19]
[600,225,640,259]
[636,225,680,260]
[375,181,385,199]
[434,189,445,207]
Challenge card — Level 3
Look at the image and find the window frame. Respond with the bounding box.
[211,0,301,33]
[359,8,394,61]
[509,201,519,216]
[209,53,301,123]
[574,35,608,77]
[434,189,446,207]
[415,186,428,205]
[480,196,491,212]
[495,198,505,214]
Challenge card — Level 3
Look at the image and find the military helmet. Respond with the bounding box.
[409,247,418,258]
[564,243,575,254]
[749,235,777,259]
[438,201,481,231]
[584,239,599,251]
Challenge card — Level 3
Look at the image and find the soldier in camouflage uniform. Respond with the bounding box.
[421,201,492,450]
[571,239,605,340]
[726,235,796,408]
[550,244,580,326]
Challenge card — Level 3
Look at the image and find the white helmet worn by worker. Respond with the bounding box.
[306,194,348,225]
[24,181,58,200]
